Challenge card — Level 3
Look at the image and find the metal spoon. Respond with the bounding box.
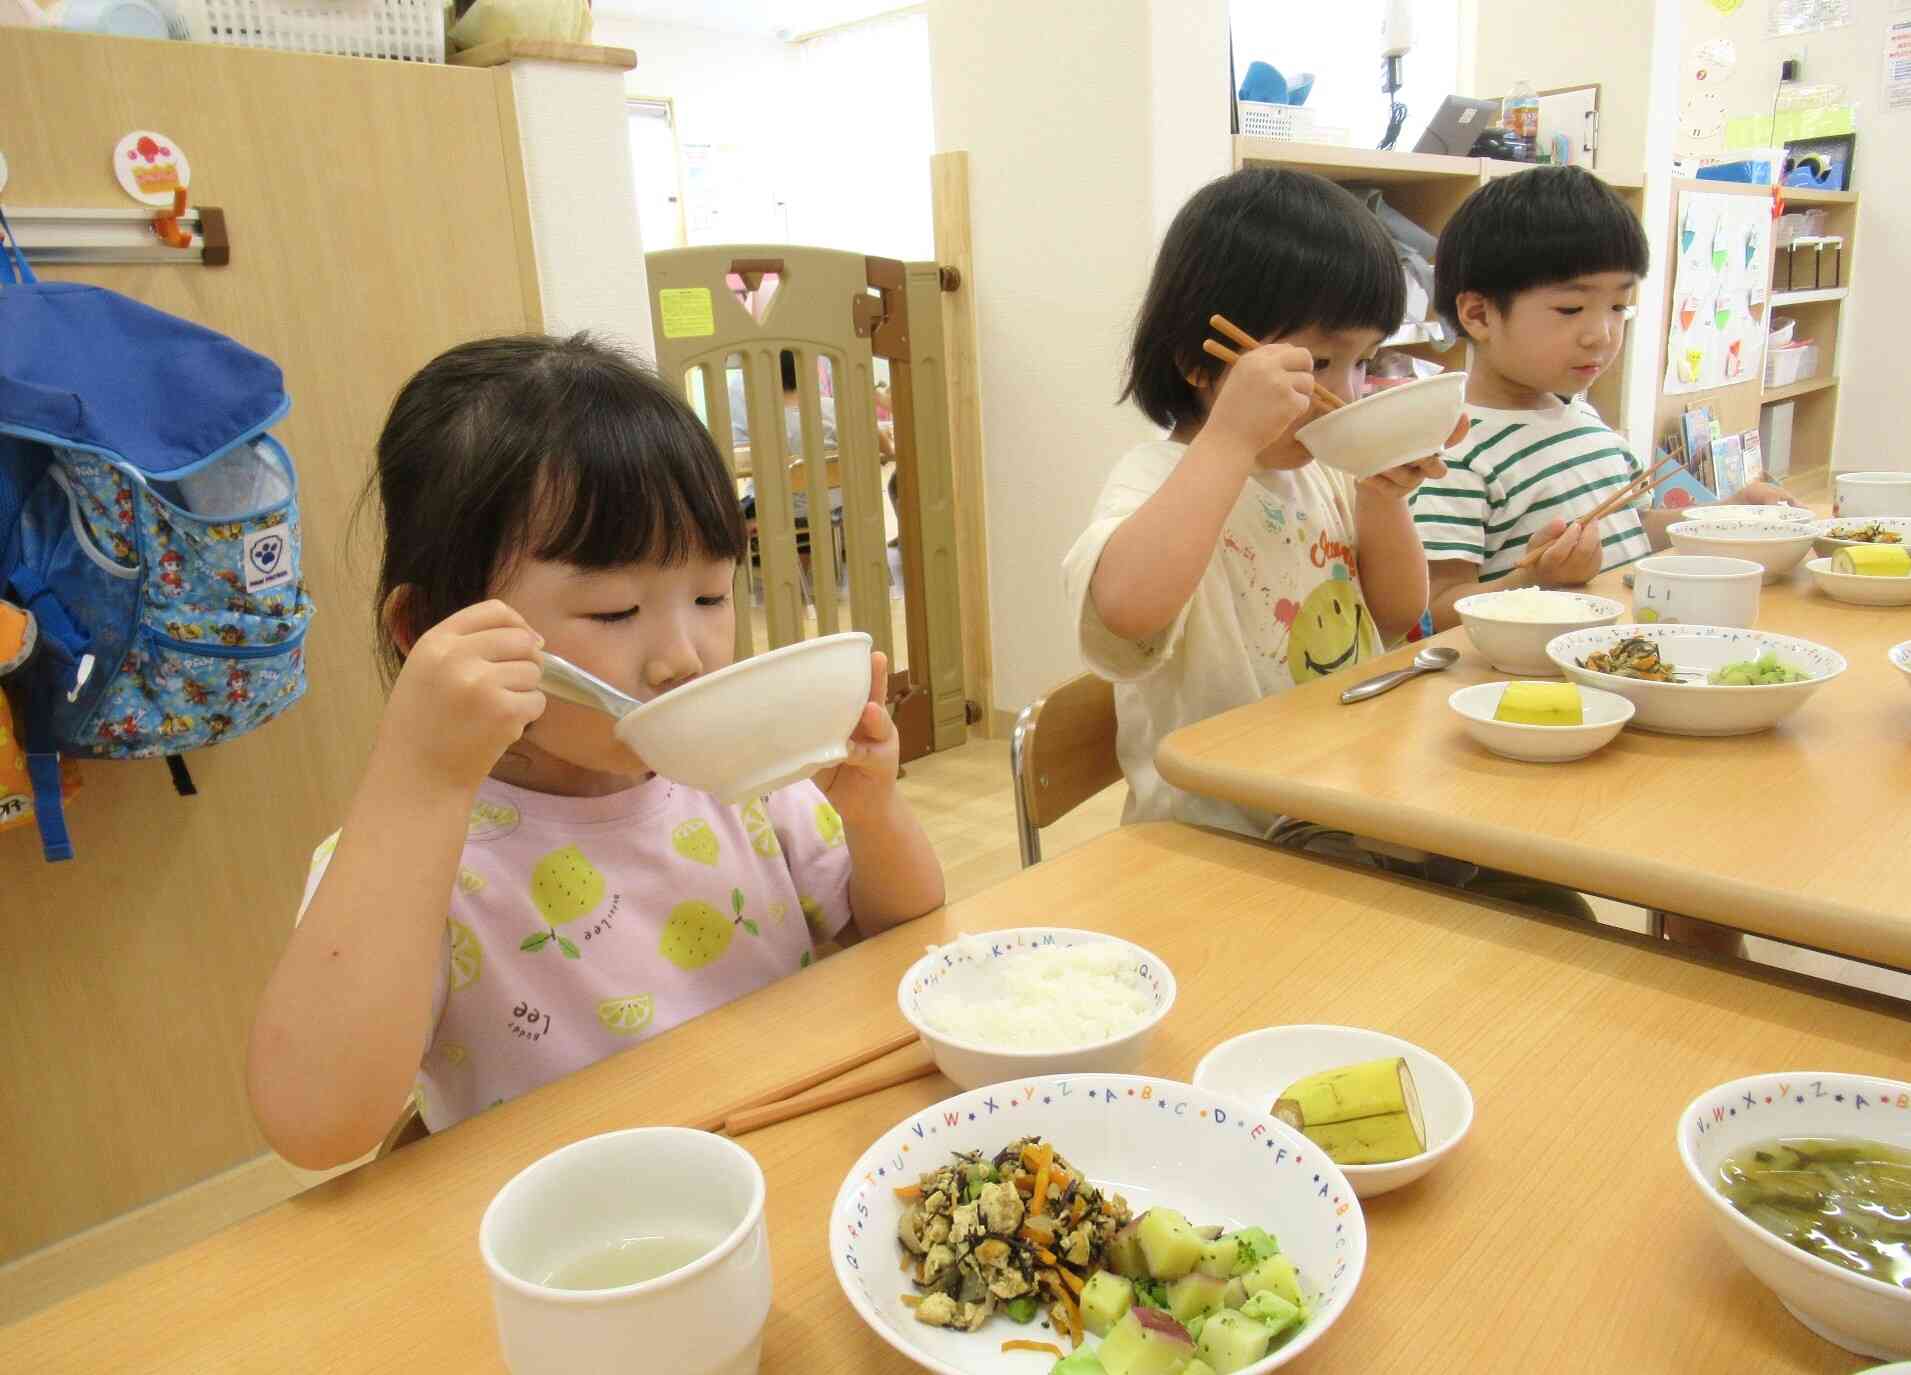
[537,651,643,721]
[1338,645,1459,705]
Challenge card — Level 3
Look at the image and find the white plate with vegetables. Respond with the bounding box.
[1545,625,1846,737]
[829,1073,1365,1375]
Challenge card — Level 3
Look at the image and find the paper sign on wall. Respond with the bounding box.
[1664,190,1771,396]
[1887,18,1911,109]
[658,287,716,340]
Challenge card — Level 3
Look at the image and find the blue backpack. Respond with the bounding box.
[0,213,313,861]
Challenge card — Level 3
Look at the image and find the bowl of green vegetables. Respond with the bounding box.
[1545,625,1845,736]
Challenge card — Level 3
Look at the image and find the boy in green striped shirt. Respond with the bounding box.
[1412,167,1795,630]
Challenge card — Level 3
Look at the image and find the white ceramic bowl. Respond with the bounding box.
[1295,371,1466,479]
[1892,641,1911,690]
[1806,557,1911,607]
[1836,471,1911,519]
[830,1072,1366,1375]
[1674,504,1814,524]
[1546,625,1846,736]
[1453,590,1624,675]
[480,1128,771,1375]
[1810,516,1911,558]
[615,631,870,804]
[1446,680,1635,762]
[1631,554,1764,628]
[1193,1026,1474,1199]
[1677,1071,1911,1360]
[897,928,1175,1091]
[1667,519,1817,584]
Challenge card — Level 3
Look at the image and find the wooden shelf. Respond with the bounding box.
[1777,186,1860,206]
[1232,137,1480,184]
[1769,287,1847,306]
[1761,375,1838,403]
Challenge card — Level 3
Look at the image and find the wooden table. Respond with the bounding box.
[5,825,1906,1372]
[1157,569,1911,970]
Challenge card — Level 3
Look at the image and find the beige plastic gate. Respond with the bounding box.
[645,246,966,759]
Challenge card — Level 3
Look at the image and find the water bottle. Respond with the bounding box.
[1504,80,1540,142]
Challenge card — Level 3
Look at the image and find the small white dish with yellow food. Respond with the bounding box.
[1806,546,1911,607]
[1194,1026,1474,1199]
[1446,680,1634,762]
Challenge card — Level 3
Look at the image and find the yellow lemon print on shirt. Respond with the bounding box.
[448,919,483,991]
[813,801,845,847]
[531,844,604,924]
[659,888,761,971]
[1288,579,1370,685]
[801,895,828,940]
[741,798,781,859]
[597,994,656,1036]
[456,867,487,894]
[672,817,721,866]
[659,899,733,970]
[467,799,520,841]
[768,901,788,926]
[441,1042,469,1066]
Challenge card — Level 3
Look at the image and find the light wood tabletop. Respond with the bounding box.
[1157,568,1911,970]
[4,825,1906,1372]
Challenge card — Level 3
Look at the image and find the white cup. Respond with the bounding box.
[1632,554,1762,628]
[1834,471,1911,518]
[480,1128,771,1375]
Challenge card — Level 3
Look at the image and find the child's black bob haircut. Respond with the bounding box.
[1434,165,1650,332]
[1123,168,1405,431]
[363,333,746,680]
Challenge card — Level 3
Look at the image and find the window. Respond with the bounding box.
[628,98,686,254]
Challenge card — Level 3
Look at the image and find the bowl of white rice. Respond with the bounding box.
[897,928,1176,1090]
[1454,588,1625,676]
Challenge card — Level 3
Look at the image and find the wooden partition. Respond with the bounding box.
[0,30,540,1264]
[645,246,968,757]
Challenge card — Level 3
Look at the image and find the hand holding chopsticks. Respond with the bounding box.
[1514,454,1681,573]
[1204,314,1348,417]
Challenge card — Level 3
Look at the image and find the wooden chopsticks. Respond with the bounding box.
[1515,454,1680,571]
[1204,313,1348,415]
[724,1041,939,1137]
[683,1029,926,1135]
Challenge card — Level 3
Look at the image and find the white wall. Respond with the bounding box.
[929,0,1233,716]
[590,13,936,260]
[591,16,798,244]
[1676,0,1907,473]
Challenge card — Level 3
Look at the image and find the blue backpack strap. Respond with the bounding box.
[0,208,37,286]
[22,670,72,862]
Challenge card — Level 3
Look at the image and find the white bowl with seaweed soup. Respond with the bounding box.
[1678,1072,1911,1361]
